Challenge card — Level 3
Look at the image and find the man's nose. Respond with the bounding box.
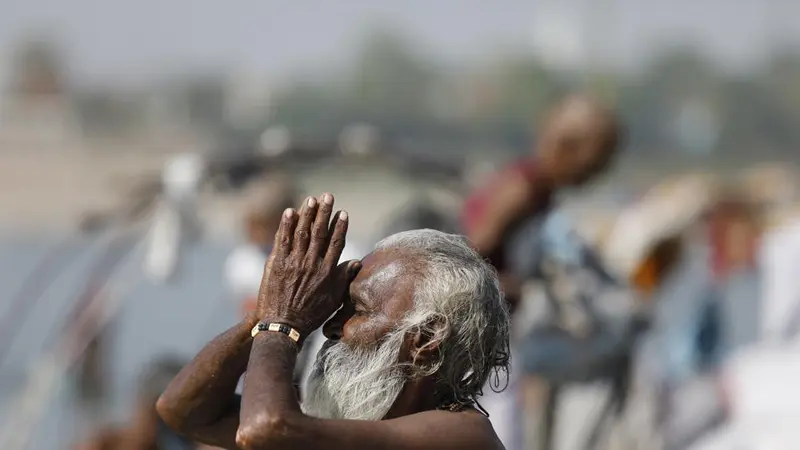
[323,309,348,341]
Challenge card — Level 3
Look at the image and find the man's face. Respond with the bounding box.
[302,250,418,421]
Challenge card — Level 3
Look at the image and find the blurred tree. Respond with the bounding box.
[628,46,724,155]
[756,50,800,153]
[486,56,569,127]
[182,76,227,128]
[347,29,437,117]
[271,81,358,138]
[717,78,784,154]
[261,31,800,161]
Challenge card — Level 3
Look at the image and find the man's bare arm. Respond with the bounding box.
[236,333,502,450]
[466,172,550,310]
[156,318,256,449]
[467,172,534,258]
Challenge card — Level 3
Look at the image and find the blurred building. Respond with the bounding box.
[0,36,79,148]
[224,69,272,129]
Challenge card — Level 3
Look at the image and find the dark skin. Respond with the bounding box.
[157,193,502,450]
[467,95,620,303]
[239,212,284,316]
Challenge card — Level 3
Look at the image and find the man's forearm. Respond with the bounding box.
[157,317,255,432]
[238,332,303,449]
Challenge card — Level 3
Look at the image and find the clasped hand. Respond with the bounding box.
[254,193,360,342]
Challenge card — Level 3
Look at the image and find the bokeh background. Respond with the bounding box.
[1,1,800,449]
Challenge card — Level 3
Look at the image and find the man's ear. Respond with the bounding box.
[408,317,447,374]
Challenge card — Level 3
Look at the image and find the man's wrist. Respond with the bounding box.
[261,315,312,340]
[253,329,301,352]
[242,312,261,329]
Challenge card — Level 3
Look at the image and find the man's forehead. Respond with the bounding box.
[351,250,418,308]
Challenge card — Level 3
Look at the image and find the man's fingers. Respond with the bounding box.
[325,210,341,250]
[293,196,318,256]
[344,259,362,281]
[309,193,334,258]
[274,208,297,256]
[334,259,361,291]
[324,210,348,266]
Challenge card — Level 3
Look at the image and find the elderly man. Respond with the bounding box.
[157,193,510,450]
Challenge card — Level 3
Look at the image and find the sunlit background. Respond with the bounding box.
[1,1,800,449]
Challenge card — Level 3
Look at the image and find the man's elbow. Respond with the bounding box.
[155,393,189,433]
[235,414,294,450]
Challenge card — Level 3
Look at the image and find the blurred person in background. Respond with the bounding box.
[590,174,715,448]
[461,94,621,450]
[524,176,709,449]
[72,356,205,450]
[688,166,800,449]
[634,177,768,449]
[463,94,621,309]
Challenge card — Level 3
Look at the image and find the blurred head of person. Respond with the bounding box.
[706,186,764,275]
[302,229,510,422]
[537,94,622,187]
[242,175,298,249]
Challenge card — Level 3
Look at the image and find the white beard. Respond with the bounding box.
[301,330,407,421]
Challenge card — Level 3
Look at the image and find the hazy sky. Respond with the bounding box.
[1,0,799,85]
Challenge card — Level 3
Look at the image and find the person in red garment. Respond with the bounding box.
[462,94,621,450]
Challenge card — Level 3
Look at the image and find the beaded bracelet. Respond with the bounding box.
[251,321,301,344]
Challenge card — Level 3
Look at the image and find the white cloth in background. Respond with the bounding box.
[225,244,268,301]
[760,219,800,342]
[481,348,523,450]
[690,343,800,450]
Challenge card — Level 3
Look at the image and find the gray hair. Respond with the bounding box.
[374,229,510,407]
